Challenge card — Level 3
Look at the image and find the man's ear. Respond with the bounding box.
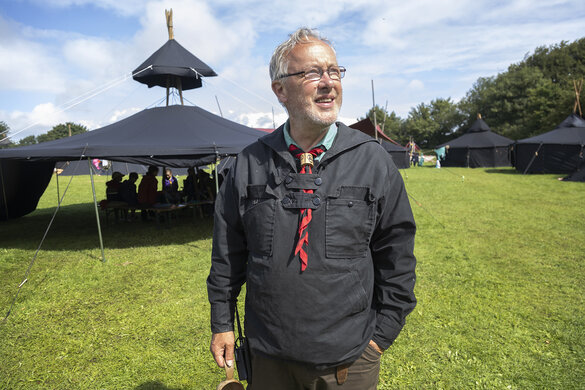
[271,80,287,104]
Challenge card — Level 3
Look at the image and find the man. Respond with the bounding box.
[207,28,416,389]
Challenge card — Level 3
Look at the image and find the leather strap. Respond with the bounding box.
[336,364,350,385]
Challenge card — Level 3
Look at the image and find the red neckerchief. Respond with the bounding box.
[288,144,326,271]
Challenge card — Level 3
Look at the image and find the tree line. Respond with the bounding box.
[0,122,88,149]
[363,37,585,149]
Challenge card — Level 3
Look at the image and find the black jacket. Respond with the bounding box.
[207,123,416,369]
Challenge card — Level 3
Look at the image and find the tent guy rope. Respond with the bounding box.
[1,148,89,323]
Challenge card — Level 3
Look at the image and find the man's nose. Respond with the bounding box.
[318,72,335,88]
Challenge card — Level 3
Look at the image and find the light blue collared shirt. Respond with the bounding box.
[283,120,337,162]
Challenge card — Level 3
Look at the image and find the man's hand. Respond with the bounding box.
[369,340,384,354]
[210,331,235,368]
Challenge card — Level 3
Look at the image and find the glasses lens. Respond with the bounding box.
[329,66,345,80]
[329,68,341,80]
[304,69,322,81]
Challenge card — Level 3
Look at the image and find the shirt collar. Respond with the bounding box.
[283,120,337,154]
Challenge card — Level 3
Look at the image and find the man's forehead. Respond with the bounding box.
[287,40,337,63]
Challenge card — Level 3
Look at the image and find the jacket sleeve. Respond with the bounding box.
[370,159,417,350]
[206,163,248,333]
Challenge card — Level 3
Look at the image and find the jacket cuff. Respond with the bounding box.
[373,316,403,350]
[210,303,234,334]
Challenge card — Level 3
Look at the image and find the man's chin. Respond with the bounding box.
[308,111,339,127]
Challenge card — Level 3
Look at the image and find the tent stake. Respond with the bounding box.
[88,158,106,263]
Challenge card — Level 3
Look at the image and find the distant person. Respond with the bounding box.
[195,169,215,202]
[183,167,196,202]
[119,172,139,205]
[162,168,181,204]
[105,171,124,201]
[138,166,159,207]
[119,172,139,221]
[411,153,419,167]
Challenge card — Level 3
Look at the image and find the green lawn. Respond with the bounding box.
[1,168,584,389]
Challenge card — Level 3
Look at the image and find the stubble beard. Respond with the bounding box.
[287,97,341,130]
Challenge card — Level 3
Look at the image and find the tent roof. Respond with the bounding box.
[438,117,513,148]
[516,114,585,145]
[349,118,396,143]
[0,105,265,166]
[468,117,492,133]
[132,39,217,90]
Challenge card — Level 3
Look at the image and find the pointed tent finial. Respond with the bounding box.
[477,113,482,119]
[165,9,174,40]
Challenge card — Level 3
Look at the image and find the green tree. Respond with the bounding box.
[0,121,14,149]
[402,98,463,148]
[36,122,88,143]
[18,135,38,146]
[360,105,405,142]
[459,37,585,140]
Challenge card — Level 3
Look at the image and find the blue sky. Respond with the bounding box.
[1,0,585,141]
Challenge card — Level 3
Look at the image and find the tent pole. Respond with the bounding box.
[0,160,9,219]
[523,142,543,175]
[166,76,170,107]
[88,158,106,263]
[214,146,219,195]
[371,80,378,141]
[177,77,184,105]
[55,169,61,206]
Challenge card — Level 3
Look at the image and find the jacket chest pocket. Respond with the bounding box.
[326,186,375,259]
[243,185,276,256]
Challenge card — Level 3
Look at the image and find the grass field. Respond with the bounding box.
[1,167,584,389]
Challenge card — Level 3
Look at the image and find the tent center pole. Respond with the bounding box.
[88,158,106,263]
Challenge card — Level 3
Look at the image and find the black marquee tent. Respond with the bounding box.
[349,118,410,169]
[437,116,514,168]
[0,105,266,220]
[514,113,585,174]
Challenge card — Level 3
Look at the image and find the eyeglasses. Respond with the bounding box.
[276,66,346,81]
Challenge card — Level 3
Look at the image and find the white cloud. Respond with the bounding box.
[407,79,424,91]
[2,0,585,139]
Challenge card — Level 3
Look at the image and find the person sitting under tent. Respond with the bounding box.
[105,171,124,201]
[195,169,215,200]
[194,168,215,216]
[119,172,139,221]
[162,168,181,204]
[138,166,159,220]
[183,167,196,201]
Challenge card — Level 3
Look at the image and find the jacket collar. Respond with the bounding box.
[259,122,377,169]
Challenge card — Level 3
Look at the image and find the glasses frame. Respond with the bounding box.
[276,66,346,81]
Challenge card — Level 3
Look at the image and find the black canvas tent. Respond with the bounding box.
[437,116,513,168]
[514,114,585,174]
[0,105,265,220]
[349,118,410,169]
[562,162,585,181]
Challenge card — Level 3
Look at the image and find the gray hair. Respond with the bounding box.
[269,27,334,81]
